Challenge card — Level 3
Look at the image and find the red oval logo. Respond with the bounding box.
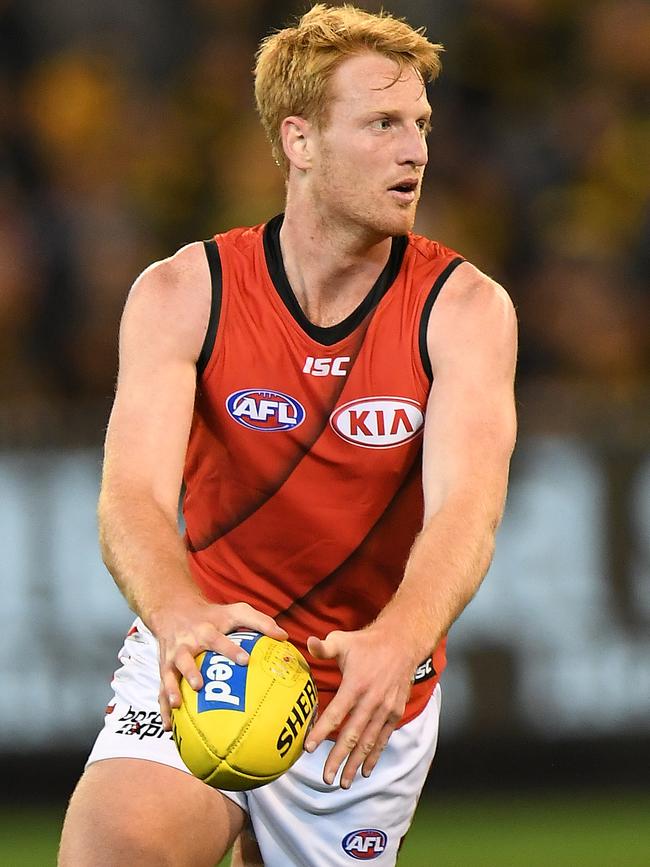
[330,397,424,449]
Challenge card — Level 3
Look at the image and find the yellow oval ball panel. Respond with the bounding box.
[171,633,318,790]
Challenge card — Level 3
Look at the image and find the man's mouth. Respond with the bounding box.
[389,179,418,193]
[388,179,419,204]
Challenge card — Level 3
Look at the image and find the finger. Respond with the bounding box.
[173,645,205,689]
[304,688,355,755]
[173,631,253,668]
[193,621,227,654]
[340,713,390,789]
[159,685,173,732]
[159,665,183,731]
[361,720,397,779]
[199,632,253,666]
[265,618,289,641]
[321,702,376,786]
[306,635,329,659]
[307,631,344,661]
[222,603,288,641]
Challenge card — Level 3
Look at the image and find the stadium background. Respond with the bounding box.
[1,0,648,864]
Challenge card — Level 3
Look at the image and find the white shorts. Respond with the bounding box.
[88,619,442,866]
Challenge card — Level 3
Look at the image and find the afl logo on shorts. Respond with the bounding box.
[330,397,424,449]
[342,829,388,859]
[226,389,305,432]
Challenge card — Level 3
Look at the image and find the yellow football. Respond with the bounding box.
[171,631,318,790]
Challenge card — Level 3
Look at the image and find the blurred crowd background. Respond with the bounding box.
[2,0,648,429]
[1,0,649,805]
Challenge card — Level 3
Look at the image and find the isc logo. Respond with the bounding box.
[341,829,388,860]
[197,632,260,714]
[330,397,424,449]
[303,356,350,377]
[413,657,435,684]
[226,389,305,432]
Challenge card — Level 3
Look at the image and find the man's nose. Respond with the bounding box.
[399,124,428,168]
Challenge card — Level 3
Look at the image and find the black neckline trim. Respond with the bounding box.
[263,213,408,346]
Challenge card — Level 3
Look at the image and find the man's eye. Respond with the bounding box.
[371,118,391,130]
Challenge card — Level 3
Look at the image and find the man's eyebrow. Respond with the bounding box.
[364,106,433,117]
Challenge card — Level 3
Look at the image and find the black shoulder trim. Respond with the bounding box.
[418,257,465,381]
[197,239,223,377]
[263,213,408,346]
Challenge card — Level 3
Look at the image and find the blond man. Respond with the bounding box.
[59,5,517,866]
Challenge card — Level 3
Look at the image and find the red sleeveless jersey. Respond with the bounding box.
[183,214,463,725]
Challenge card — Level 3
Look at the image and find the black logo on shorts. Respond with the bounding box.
[115,706,173,741]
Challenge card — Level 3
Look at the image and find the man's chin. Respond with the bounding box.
[374,209,417,237]
[338,203,418,241]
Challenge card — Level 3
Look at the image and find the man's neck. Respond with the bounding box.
[279,204,393,328]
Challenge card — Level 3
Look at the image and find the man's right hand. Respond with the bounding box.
[151,598,288,730]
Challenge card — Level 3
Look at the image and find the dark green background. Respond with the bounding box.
[6,793,649,866]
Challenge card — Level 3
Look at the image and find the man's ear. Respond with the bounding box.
[280,116,314,172]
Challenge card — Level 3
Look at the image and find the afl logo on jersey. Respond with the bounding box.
[330,397,424,449]
[226,389,305,432]
[341,829,388,859]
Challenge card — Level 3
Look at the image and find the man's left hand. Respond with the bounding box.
[305,626,416,789]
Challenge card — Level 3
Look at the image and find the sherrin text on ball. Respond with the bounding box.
[171,631,317,790]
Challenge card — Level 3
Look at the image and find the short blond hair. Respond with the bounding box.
[255,3,443,173]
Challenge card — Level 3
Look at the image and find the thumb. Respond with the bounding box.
[307,631,344,660]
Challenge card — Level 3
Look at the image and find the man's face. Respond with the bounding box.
[309,52,432,239]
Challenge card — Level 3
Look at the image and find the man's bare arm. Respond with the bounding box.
[377,261,517,657]
[99,244,206,623]
[306,262,517,786]
[99,243,286,728]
